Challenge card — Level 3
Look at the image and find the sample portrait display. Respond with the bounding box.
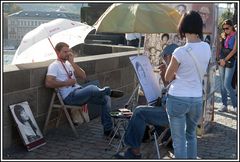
[129,55,162,105]
[191,4,214,34]
[175,4,188,16]
[143,3,217,138]
[144,33,184,68]
[9,101,46,151]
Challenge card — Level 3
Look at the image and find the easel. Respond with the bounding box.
[124,83,140,110]
[124,35,143,110]
[109,36,166,154]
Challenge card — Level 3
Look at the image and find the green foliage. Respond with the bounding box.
[218,10,233,33]
[3,3,22,15]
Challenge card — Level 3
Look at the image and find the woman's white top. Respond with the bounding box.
[168,41,211,97]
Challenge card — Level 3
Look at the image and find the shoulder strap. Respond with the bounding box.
[58,60,72,79]
[185,47,205,82]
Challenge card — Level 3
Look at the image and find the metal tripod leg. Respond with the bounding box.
[124,83,140,111]
[108,118,128,152]
[108,119,122,146]
[154,131,161,159]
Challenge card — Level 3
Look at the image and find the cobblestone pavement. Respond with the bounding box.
[2,73,238,160]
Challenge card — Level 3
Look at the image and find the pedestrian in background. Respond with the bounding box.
[125,33,141,47]
[218,19,237,113]
[163,10,211,158]
[231,24,237,91]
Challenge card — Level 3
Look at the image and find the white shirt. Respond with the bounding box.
[125,33,141,41]
[168,41,211,97]
[47,60,80,99]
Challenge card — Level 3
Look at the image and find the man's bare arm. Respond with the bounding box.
[45,75,76,88]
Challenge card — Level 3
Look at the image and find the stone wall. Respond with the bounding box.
[72,43,138,56]
[3,51,139,149]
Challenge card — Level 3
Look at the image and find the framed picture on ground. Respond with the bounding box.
[9,101,46,151]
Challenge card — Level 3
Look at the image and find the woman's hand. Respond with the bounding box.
[219,59,226,67]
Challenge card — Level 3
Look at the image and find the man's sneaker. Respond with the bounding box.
[230,107,237,114]
[110,90,124,98]
[218,105,228,112]
[113,148,142,159]
[232,107,237,115]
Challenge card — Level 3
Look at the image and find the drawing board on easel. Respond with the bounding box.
[129,55,162,105]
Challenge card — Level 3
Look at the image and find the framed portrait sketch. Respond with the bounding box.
[9,101,46,151]
[129,55,162,105]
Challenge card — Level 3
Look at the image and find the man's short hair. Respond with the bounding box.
[55,42,69,52]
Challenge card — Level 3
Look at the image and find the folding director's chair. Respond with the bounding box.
[43,88,88,138]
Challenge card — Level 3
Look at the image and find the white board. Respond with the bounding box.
[129,55,162,105]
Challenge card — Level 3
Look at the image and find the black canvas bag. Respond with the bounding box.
[221,48,236,68]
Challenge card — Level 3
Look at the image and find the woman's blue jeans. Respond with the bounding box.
[166,95,203,159]
[64,85,113,132]
[124,106,169,148]
[218,60,237,107]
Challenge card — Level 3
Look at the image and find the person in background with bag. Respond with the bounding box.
[45,42,124,137]
[163,11,211,159]
[231,24,237,91]
[217,19,237,113]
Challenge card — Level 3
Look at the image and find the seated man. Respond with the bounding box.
[45,42,124,137]
[114,105,169,159]
[114,43,178,159]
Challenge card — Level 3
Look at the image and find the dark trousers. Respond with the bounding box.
[232,60,237,89]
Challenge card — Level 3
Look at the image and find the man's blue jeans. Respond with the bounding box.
[124,106,169,148]
[64,85,113,132]
[218,60,237,108]
[166,95,203,159]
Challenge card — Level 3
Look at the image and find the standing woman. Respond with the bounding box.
[218,19,237,113]
[164,11,211,158]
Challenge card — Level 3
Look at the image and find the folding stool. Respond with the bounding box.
[108,111,132,152]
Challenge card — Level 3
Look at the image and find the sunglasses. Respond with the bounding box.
[223,27,229,30]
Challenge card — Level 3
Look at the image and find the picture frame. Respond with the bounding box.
[9,101,46,151]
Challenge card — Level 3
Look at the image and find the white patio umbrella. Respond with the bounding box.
[12,18,95,65]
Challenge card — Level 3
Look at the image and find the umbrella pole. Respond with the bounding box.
[48,38,58,56]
